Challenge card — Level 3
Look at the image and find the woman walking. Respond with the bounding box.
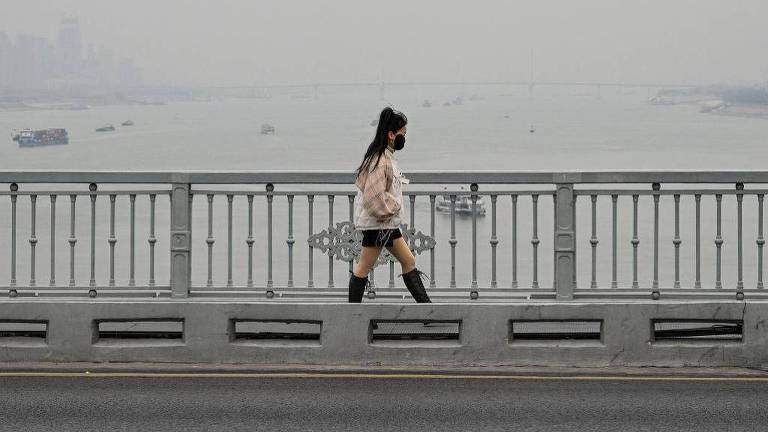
[348,107,431,303]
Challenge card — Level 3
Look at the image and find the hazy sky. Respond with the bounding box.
[3,0,767,86]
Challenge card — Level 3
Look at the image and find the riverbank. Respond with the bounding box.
[649,85,768,120]
[0,99,171,113]
[707,103,768,120]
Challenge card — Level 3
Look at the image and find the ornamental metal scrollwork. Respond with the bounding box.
[306,221,361,263]
[307,222,436,268]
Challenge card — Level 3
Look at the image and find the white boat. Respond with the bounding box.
[261,123,276,135]
[435,194,487,216]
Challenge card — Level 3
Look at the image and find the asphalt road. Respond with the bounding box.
[1,373,766,431]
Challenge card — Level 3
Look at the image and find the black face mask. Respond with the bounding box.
[393,134,406,151]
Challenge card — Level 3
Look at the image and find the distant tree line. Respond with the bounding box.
[655,84,768,105]
[718,85,768,105]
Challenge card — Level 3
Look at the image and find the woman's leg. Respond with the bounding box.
[388,237,430,302]
[385,237,416,274]
[353,245,384,278]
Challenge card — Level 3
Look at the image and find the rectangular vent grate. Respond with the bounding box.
[653,320,742,342]
[511,320,602,341]
[232,320,321,341]
[0,321,47,339]
[370,320,460,341]
[96,320,184,340]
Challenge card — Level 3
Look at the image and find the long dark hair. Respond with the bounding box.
[355,107,408,178]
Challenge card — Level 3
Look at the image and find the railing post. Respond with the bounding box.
[170,183,191,298]
[554,183,575,299]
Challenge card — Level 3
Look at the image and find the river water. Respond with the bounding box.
[1,84,767,294]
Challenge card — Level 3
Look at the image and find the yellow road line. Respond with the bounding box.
[0,372,767,381]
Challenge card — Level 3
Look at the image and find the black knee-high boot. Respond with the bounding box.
[348,270,369,303]
[401,268,432,303]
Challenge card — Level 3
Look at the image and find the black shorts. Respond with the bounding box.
[361,228,402,248]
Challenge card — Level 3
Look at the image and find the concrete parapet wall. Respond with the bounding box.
[0,301,764,368]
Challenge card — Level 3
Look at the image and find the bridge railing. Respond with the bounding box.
[1,170,765,301]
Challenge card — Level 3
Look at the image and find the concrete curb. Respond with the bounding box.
[1,361,767,378]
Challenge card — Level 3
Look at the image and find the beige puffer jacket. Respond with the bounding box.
[353,147,406,230]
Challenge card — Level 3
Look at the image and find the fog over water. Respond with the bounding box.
[2,85,768,171]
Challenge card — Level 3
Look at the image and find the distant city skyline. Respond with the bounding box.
[2,0,768,89]
[0,17,141,92]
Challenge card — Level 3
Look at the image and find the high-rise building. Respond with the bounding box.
[14,34,54,89]
[57,17,82,76]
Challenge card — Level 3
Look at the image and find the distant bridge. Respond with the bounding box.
[205,80,699,91]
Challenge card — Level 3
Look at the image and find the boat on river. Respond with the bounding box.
[12,128,69,147]
[435,192,487,216]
